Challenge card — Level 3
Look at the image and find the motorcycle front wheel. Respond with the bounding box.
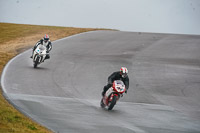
[108,95,117,110]
[34,56,40,68]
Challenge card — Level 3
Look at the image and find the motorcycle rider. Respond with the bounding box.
[102,67,129,97]
[30,34,52,59]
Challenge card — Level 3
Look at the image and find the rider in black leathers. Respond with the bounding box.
[30,34,52,59]
[102,67,129,96]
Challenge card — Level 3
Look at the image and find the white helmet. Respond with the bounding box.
[120,67,128,78]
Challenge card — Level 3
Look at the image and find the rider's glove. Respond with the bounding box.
[46,49,49,53]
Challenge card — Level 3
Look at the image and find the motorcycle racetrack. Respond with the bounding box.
[1,31,200,133]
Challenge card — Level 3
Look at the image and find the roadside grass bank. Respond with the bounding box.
[0,22,108,133]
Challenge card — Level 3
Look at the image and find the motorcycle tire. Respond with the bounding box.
[34,56,40,68]
[108,95,117,110]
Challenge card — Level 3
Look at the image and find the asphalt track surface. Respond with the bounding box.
[1,31,200,133]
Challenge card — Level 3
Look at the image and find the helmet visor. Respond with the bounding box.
[44,38,49,42]
[122,73,127,78]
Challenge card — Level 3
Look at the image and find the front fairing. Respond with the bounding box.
[112,80,126,94]
[35,45,46,56]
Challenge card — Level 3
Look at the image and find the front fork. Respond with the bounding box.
[106,93,119,105]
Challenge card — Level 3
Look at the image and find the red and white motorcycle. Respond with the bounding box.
[100,80,126,110]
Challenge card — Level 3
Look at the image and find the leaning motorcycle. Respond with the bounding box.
[100,80,126,110]
[32,44,47,68]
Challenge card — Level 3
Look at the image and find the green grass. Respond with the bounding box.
[0,22,107,133]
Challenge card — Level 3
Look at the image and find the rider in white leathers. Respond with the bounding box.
[30,34,52,59]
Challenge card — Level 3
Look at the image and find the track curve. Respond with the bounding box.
[1,31,200,133]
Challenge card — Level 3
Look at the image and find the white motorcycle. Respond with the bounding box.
[32,44,47,68]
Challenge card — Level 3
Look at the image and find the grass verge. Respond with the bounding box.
[0,22,107,133]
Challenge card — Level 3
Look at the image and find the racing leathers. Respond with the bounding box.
[102,71,129,96]
[31,39,52,59]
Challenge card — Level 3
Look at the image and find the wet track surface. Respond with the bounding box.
[1,31,200,133]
